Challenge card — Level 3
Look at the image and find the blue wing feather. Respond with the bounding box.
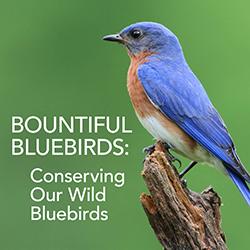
[138,60,250,182]
[227,168,250,206]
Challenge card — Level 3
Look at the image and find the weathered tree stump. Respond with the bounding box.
[140,142,227,250]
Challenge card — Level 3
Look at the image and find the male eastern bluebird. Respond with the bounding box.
[103,22,250,205]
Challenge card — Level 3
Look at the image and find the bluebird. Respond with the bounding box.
[103,22,250,205]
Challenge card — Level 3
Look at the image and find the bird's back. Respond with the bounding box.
[138,55,250,182]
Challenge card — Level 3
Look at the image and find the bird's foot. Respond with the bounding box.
[143,144,156,155]
[167,153,182,168]
[162,143,182,168]
[181,179,188,187]
[142,144,156,164]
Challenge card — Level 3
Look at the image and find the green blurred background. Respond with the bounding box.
[0,0,250,249]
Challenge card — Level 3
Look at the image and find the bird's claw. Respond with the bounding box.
[181,179,187,187]
[142,144,156,164]
[166,152,182,168]
[162,143,182,168]
[143,144,155,155]
[143,143,182,168]
[173,157,182,168]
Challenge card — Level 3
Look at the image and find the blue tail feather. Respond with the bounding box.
[226,168,250,206]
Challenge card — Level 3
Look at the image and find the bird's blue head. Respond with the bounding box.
[103,22,183,58]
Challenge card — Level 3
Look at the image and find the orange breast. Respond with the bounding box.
[127,51,155,118]
[127,51,197,150]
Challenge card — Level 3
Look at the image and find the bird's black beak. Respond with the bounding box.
[102,34,124,43]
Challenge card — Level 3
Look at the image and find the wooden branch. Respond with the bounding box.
[140,142,227,250]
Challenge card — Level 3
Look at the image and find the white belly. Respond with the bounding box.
[138,115,186,153]
[138,115,226,173]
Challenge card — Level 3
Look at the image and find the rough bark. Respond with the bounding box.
[140,142,227,250]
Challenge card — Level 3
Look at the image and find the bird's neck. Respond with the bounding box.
[127,50,153,88]
[126,51,154,115]
[126,51,154,118]
[128,50,154,64]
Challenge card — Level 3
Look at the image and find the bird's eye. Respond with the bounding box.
[130,29,142,39]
